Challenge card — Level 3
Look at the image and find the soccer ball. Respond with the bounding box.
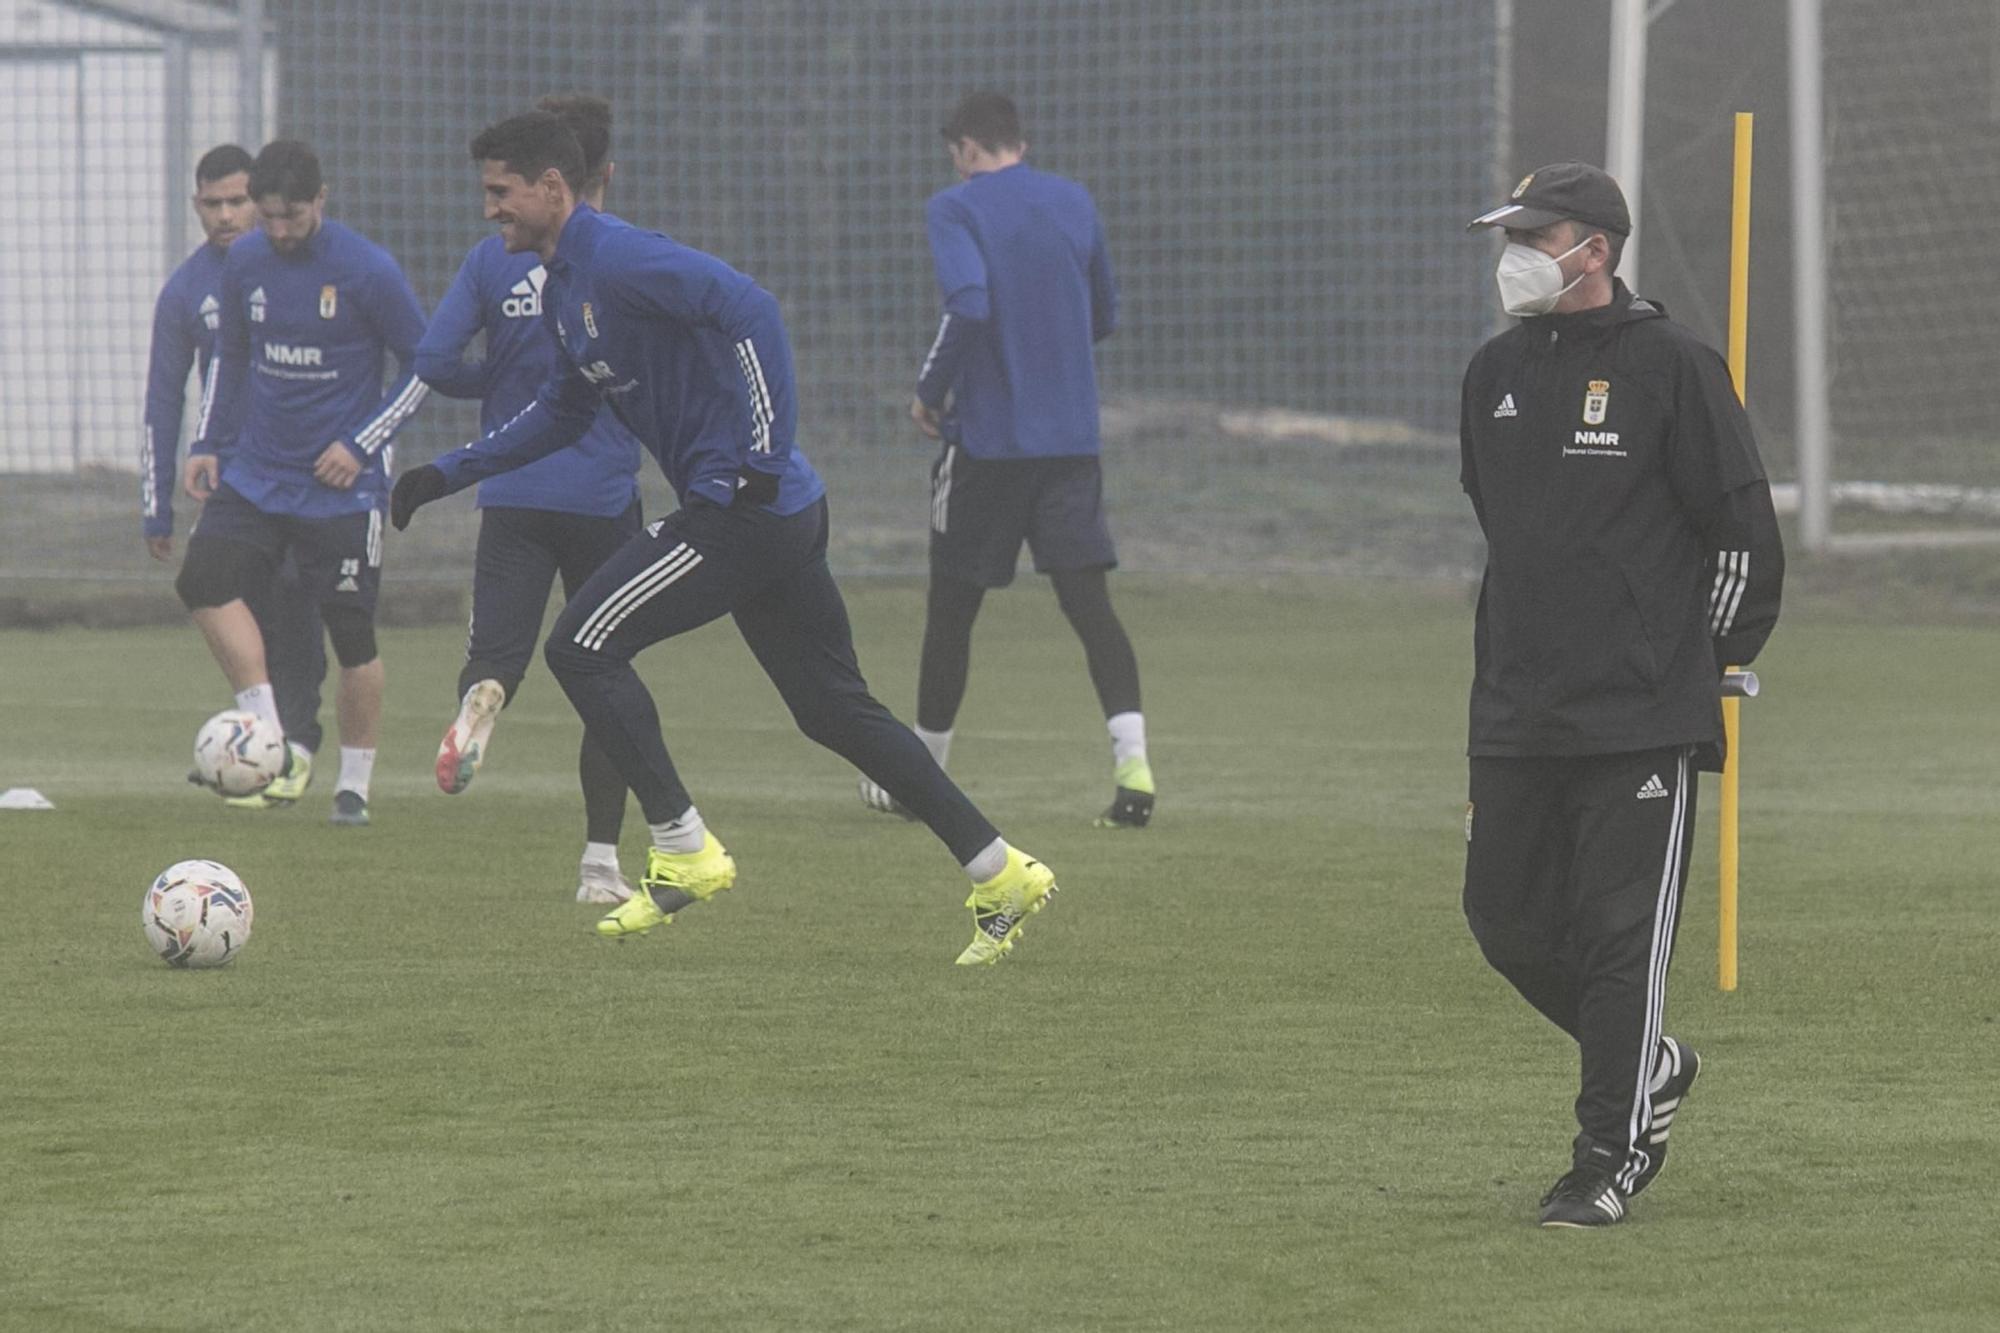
[192,709,286,797]
[142,859,254,968]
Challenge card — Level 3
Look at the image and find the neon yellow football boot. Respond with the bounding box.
[224,742,312,810]
[1094,755,1155,828]
[595,832,738,939]
[263,743,313,803]
[955,846,1059,966]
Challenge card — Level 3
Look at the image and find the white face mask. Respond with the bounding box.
[1495,236,1592,316]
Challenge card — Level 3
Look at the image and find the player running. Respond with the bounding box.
[175,140,430,827]
[860,92,1154,829]
[392,112,1058,964]
[416,94,643,904]
[145,144,327,810]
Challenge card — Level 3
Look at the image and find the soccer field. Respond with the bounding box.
[3,578,1996,1330]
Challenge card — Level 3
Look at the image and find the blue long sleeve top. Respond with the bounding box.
[429,205,822,516]
[917,162,1117,459]
[415,235,641,517]
[141,241,228,538]
[192,220,430,517]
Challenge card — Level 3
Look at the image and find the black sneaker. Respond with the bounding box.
[329,789,370,827]
[1093,757,1155,828]
[1627,1037,1702,1197]
[1538,1138,1628,1228]
[1095,785,1155,828]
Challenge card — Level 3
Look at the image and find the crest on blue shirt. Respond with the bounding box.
[319,285,338,319]
[582,302,599,339]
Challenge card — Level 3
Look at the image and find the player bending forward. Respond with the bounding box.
[393,113,1058,963]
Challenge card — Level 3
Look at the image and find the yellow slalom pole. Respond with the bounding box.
[1720,112,1753,992]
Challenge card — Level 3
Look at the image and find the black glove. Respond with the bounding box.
[390,464,448,530]
[734,465,780,507]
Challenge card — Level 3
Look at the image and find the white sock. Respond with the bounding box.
[337,747,376,800]
[963,837,1008,884]
[914,725,953,769]
[648,806,706,853]
[1648,1038,1677,1094]
[581,841,620,868]
[1107,711,1147,767]
[235,683,282,737]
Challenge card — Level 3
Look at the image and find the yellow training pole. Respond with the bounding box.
[1720,112,1753,992]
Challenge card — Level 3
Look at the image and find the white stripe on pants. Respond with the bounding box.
[573,543,704,651]
[1619,748,1691,1192]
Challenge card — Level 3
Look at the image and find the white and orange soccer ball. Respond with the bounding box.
[142,859,254,968]
[192,709,286,797]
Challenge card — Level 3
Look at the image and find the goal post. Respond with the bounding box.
[1789,0,1832,552]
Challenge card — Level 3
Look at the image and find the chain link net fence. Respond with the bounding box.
[1509,0,2000,542]
[1,0,1499,609]
[1818,0,2000,520]
[0,0,261,606]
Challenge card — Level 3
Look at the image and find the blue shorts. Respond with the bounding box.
[927,446,1117,588]
[186,482,384,618]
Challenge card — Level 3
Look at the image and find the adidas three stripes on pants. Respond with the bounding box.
[1462,746,1698,1180]
[541,495,1002,865]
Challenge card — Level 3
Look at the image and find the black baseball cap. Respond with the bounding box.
[1468,161,1631,236]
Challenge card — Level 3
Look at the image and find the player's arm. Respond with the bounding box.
[322,261,432,488]
[186,262,249,501]
[1087,211,1118,343]
[392,334,601,529]
[1458,360,1488,532]
[142,281,197,554]
[1666,345,1785,668]
[602,232,796,499]
[913,195,990,431]
[414,247,493,400]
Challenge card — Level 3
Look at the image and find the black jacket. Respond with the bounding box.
[1459,282,1783,766]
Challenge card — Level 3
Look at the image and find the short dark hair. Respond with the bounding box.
[941,91,1024,152]
[1570,219,1628,273]
[470,111,584,193]
[195,144,254,189]
[249,140,322,203]
[535,93,612,190]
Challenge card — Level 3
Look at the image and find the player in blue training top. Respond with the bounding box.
[416,93,644,905]
[175,139,430,828]
[859,92,1156,830]
[144,143,327,810]
[392,112,1059,964]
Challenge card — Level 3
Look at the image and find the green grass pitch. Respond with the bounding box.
[2,577,1997,1330]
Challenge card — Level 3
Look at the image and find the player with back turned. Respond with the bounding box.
[416,94,644,905]
[859,92,1155,829]
[393,113,1061,964]
[1458,163,1783,1227]
[144,144,326,810]
[175,140,430,827]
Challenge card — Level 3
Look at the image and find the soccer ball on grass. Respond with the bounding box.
[143,859,254,968]
[192,709,286,797]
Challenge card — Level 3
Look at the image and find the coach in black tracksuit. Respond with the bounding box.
[1458,163,1783,1228]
